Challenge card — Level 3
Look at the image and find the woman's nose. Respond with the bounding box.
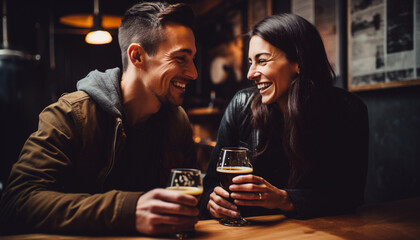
[247,65,259,81]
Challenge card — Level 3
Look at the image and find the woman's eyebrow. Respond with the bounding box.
[249,52,271,60]
[255,52,271,58]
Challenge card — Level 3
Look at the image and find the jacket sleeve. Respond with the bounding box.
[285,93,369,219]
[0,97,143,234]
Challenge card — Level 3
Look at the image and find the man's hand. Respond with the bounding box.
[135,188,199,235]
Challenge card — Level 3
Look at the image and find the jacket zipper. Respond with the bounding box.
[101,118,122,190]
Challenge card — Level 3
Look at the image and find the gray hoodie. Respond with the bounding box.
[76,67,123,118]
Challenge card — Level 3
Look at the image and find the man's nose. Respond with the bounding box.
[184,62,198,80]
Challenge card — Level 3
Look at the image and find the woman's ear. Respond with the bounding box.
[294,63,300,75]
[127,43,146,68]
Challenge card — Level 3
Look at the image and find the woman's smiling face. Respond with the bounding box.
[247,35,299,107]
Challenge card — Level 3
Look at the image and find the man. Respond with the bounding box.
[0,1,198,236]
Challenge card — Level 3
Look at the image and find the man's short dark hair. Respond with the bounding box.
[118,1,195,72]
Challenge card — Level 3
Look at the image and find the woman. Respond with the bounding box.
[200,13,369,220]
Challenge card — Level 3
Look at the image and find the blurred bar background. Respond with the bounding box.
[0,0,419,206]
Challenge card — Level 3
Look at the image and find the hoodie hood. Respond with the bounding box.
[76,67,123,117]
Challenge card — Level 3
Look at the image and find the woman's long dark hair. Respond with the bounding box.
[249,14,335,187]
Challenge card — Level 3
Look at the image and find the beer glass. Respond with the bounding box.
[217,147,253,226]
[166,168,203,239]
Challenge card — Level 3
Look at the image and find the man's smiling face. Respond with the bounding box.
[143,23,197,106]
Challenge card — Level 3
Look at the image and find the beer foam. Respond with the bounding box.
[216,166,253,174]
[166,186,203,195]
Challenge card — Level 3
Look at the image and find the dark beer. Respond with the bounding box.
[216,148,253,226]
[217,166,253,192]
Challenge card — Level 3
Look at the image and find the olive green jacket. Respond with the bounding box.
[0,68,196,234]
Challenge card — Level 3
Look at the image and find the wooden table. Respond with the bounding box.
[1,197,419,240]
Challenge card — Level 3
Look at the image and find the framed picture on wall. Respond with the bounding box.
[348,0,420,91]
[248,0,272,29]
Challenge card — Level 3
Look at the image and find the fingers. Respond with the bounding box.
[231,187,294,211]
[140,198,199,216]
[231,191,265,200]
[139,189,199,216]
[135,189,199,235]
[229,182,267,193]
[230,175,274,195]
[208,200,239,218]
[234,199,261,206]
[228,175,270,208]
[136,208,198,235]
[230,191,266,208]
[213,186,230,198]
[212,187,236,211]
[231,191,265,207]
[207,187,240,218]
[232,174,265,184]
[154,188,199,206]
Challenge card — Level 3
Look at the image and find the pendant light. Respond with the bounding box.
[85,0,112,45]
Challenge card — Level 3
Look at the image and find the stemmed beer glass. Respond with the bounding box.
[217,147,253,226]
[166,168,203,239]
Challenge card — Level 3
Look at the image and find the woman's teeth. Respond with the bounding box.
[172,81,186,89]
[257,82,272,90]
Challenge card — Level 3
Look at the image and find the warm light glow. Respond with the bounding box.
[85,30,112,45]
[60,14,122,29]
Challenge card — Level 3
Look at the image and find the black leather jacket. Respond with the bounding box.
[200,86,369,219]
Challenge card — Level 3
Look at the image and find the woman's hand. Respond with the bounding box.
[229,174,295,212]
[207,186,241,219]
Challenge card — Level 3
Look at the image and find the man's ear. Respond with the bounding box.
[128,43,146,68]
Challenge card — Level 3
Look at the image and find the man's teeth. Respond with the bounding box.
[257,82,272,90]
[172,81,186,89]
